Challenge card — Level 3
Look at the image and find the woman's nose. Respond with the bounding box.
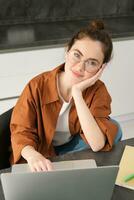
[75,61,85,72]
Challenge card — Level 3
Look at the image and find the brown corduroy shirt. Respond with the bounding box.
[10,64,118,164]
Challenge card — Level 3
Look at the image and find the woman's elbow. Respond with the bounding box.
[90,141,105,152]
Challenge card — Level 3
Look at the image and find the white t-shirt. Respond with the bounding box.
[52,76,72,146]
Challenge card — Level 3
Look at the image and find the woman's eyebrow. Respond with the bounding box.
[74,49,100,64]
[73,49,83,56]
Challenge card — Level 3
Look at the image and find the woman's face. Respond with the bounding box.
[64,37,105,85]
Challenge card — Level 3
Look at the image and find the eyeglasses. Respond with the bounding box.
[67,50,101,72]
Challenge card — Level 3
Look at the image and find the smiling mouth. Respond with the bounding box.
[71,70,83,78]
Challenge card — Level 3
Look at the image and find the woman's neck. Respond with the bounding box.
[57,72,72,102]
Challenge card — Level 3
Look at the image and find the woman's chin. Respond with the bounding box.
[64,70,83,86]
[70,77,83,85]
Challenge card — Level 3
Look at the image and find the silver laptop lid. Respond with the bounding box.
[11,159,97,173]
[1,166,118,200]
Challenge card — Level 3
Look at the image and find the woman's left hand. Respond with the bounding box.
[72,64,106,96]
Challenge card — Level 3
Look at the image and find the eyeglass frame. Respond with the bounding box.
[66,49,103,72]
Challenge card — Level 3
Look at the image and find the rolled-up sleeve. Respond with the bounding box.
[10,83,39,164]
[90,83,118,151]
[80,82,118,151]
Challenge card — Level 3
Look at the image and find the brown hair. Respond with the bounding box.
[67,20,113,63]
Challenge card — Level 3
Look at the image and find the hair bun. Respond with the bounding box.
[89,19,105,31]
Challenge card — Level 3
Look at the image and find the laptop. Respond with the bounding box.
[11,159,97,173]
[1,164,118,200]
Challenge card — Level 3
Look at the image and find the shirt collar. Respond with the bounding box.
[43,63,65,104]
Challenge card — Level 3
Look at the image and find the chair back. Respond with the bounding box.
[0,108,13,169]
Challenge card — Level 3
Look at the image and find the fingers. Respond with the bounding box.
[28,161,46,172]
[92,63,106,80]
[46,159,54,171]
[87,65,105,86]
[98,63,107,74]
[29,160,53,172]
[71,63,107,92]
[27,154,54,172]
[100,63,106,70]
[79,65,105,89]
[39,159,54,172]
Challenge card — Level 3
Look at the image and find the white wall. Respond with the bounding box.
[0,39,134,118]
[0,47,65,114]
[0,47,65,98]
[101,39,134,118]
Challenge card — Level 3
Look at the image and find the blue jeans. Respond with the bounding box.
[54,119,122,155]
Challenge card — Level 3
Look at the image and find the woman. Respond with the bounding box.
[10,20,119,172]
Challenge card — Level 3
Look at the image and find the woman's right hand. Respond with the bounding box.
[21,145,54,172]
